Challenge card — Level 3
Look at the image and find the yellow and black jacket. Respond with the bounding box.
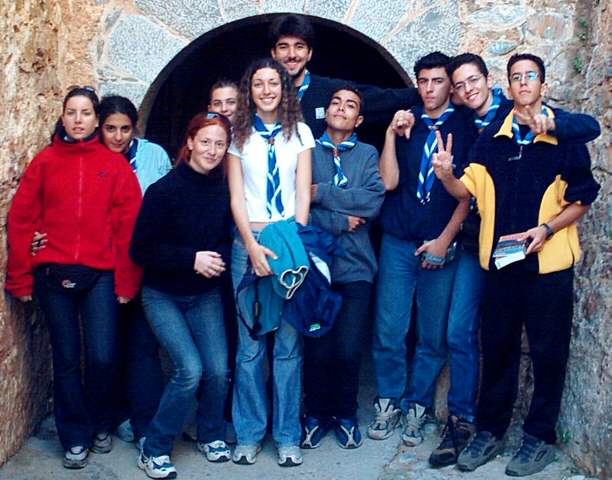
[460,108,600,274]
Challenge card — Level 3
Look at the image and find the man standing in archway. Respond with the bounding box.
[269,14,420,138]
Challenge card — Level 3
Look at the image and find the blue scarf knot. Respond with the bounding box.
[316,131,357,187]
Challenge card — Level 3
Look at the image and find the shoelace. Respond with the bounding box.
[151,455,173,468]
[404,409,423,432]
[374,403,397,425]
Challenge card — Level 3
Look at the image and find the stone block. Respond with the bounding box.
[261,0,305,14]
[135,0,224,39]
[98,80,149,109]
[349,0,407,41]
[305,0,352,22]
[466,5,533,32]
[220,0,259,22]
[526,11,573,43]
[105,14,187,83]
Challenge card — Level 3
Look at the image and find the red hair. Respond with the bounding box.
[176,113,232,166]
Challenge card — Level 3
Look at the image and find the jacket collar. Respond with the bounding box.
[494,106,558,145]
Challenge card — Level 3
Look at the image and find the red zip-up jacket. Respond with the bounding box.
[6,134,143,298]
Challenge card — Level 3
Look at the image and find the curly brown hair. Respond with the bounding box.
[233,58,303,150]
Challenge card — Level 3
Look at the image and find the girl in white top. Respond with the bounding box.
[227,58,313,467]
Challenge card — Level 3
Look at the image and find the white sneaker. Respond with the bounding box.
[401,403,426,446]
[197,439,231,462]
[232,444,261,465]
[63,445,88,469]
[137,451,177,479]
[277,445,303,467]
[367,397,401,440]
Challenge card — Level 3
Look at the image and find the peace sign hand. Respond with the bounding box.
[514,105,555,136]
[431,130,454,180]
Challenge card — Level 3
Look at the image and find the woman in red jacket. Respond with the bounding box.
[6,86,142,469]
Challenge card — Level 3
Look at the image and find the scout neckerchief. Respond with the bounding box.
[124,138,139,171]
[253,114,284,218]
[417,104,455,204]
[512,105,549,145]
[474,87,502,131]
[296,70,311,102]
[316,131,357,187]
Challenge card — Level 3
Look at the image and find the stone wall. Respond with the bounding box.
[0,0,104,465]
[0,0,609,474]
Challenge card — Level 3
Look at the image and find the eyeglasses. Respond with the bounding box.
[453,74,484,92]
[66,84,96,93]
[510,71,539,83]
[205,111,220,119]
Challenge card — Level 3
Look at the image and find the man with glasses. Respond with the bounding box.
[432,53,600,477]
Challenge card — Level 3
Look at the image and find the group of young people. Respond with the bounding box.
[5,13,600,480]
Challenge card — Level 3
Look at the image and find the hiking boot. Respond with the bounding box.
[367,397,401,440]
[91,432,112,454]
[457,430,504,472]
[301,416,330,449]
[137,451,177,479]
[334,417,364,449]
[401,403,426,446]
[505,433,556,477]
[429,416,475,467]
[63,445,88,469]
[197,439,231,463]
[277,445,303,467]
[232,444,261,465]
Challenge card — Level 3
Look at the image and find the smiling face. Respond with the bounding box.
[101,112,134,153]
[208,86,238,123]
[416,67,452,117]
[251,67,282,118]
[270,35,312,84]
[187,124,228,174]
[507,59,545,108]
[451,62,493,115]
[325,89,363,134]
[61,95,98,139]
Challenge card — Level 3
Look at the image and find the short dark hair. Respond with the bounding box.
[507,53,546,83]
[447,53,489,82]
[329,84,365,113]
[99,95,138,129]
[413,51,451,78]
[208,79,238,104]
[268,14,315,50]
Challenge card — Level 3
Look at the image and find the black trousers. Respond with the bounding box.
[476,267,573,444]
[303,281,372,419]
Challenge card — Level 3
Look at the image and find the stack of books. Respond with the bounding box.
[493,234,529,269]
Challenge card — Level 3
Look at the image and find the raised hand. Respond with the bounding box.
[431,130,454,180]
[514,105,555,135]
[389,109,415,139]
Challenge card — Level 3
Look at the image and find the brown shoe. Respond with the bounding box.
[429,416,475,467]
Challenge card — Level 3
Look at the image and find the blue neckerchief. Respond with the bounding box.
[417,104,455,204]
[316,131,357,188]
[124,138,139,171]
[296,70,311,102]
[252,114,284,218]
[512,106,548,145]
[475,87,502,130]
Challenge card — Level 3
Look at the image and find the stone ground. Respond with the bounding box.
[0,361,594,480]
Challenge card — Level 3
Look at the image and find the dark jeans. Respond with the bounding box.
[142,286,229,456]
[115,294,164,440]
[34,268,119,450]
[476,267,573,444]
[303,281,372,419]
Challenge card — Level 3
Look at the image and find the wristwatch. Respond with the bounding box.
[540,223,554,239]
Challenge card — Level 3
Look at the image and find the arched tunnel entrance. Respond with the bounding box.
[144,14,412,156]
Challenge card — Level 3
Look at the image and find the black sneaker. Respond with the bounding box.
[429,416,475,467]
[63,445,88,469]
[456,430,504,471]
[505,433,556,477]
[90,432,112,454]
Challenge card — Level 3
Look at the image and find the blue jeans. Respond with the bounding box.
[34,267,118,450]
[231,232,302,447]
[446,247,483,421]
[142,286,229,456]
[372,234,457,410]
[115,294,164,440]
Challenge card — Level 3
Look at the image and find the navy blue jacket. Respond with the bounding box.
[379,104,478,242]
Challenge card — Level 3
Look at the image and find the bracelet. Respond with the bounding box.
[540,223,554,239]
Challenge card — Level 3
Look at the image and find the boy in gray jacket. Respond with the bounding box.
[301,86,385,449]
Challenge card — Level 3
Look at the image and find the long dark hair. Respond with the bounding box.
[176,113,232,169]
[52,86,100,141]
[232,58,303,150]
[99,95,139,132]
